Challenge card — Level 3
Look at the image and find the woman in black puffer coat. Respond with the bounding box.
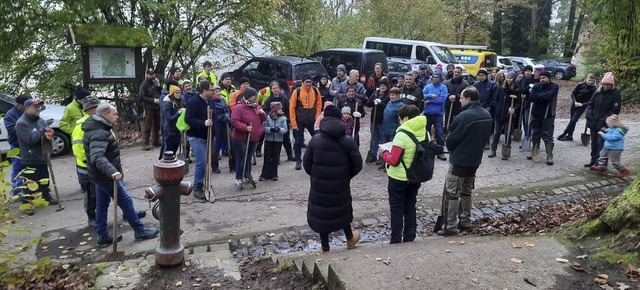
[303,105,363,253]
[584,72,621,167]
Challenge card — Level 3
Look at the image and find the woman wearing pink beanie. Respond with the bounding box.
[584,72,621,168]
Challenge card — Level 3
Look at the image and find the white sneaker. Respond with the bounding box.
[235,179,243,187]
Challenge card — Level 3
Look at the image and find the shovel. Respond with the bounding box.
[205,107,216,203]
[433,185,447,233]
[512,94,525,142]
[581,122,590,146]
[42,135,64,211]
[501,97,515,159]
[521,104,534,152]
[445,102,454,135]
[106,179,125,261]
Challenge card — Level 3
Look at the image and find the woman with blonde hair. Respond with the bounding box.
[584,72,621,168]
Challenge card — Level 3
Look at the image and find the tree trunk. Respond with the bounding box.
[528,0,539,56]
[583,176,640,234]
[491,1,503,54]
[571,13,585,55]
[562,0,577,58]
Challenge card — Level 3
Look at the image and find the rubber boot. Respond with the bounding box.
[437,198,459,236]
[458,195,473,232]
[545,142,554,165]
[488,144,497,158]
[531,141,541,163]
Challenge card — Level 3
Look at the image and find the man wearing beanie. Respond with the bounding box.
[231,87,267,188]
[138,68,162,151]
[423,71,449,161]
[416,64,431,89]
[229,77,251,111]
[330,64,349,101]
[528,70,559,165]
[584,72,621,168]
[4,94,31,197]
[72,96,101,226]
[473,68,500,148]
[60,87,91,136]
[290,74,323,170]
[445,63,456,80]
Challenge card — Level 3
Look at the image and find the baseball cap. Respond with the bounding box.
[24,99,45,111]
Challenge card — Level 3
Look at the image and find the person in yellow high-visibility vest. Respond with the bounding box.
[195,61,218,87]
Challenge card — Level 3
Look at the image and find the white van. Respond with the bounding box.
[362,37,469,79]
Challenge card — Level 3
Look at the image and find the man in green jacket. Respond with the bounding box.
[60,88,91,136]
[195,61,218,87]
[438,86,492,236]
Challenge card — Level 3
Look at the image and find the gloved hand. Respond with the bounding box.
[353,112,362,118]
[373,99,381,105]
[270,127,278,133]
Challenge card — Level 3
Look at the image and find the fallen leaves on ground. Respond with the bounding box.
[625,264,639,279]
[616,282,631,290]
[524,241,535,247]
[576,255,588,259]
[569,262,585,272]
[511,258,523,264]
[556,258,569,263]
[512,242,522,249]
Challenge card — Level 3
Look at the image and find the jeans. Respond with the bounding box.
[425,114,445,146]
[562,105,586,136]
[188,137,207,187]
[523,107,531,137]
[20,164,53,203]
[319,226,353,251]
[77,166,96,219]
[293,123,315,161]
[159,130,181,159]
[589,128,604,165]
[260,141,282,179]
[369,123,385,158]
[10,154,23,196]
[388,177,420,243]
[95,180,145,237]
[233,138,258,180]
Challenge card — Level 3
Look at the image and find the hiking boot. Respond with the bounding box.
[590,165,606,173]
[437,154,447,161]
[559,135,573,141]
[557,133,567,141]
[436,228,458,236]
[134,227,159,241]
[545,142,554,166]
[123,210,147,221]
[295,161,301,170]
[488,143,497,158]
[347,230,360,249]
[97,234,123,248]
[617,168,630,178]
[193,185,206,200]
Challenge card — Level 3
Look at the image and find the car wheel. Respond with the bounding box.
[52,130,71,157]
[554,71,565,80]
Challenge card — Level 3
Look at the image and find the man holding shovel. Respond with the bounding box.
[528,71,559,165]
[83,103,158,248]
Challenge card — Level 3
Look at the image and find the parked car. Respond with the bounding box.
[497,56,517,73]
[536,59,577,80]
[450,49,498,79]
[308,48,388,84]
[228,56,327,95]
[386,57,433,86]
[0,92,70,157]
[505,56,545,73]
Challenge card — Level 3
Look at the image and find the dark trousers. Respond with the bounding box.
[143,109,161,144]
[531,116,555,143]
[294,123,315,161]
[589,128,604,165]
[159,130,181,159]
[283,128,293,156]
[260,141,282,179]
[319,226,353,251]
[491,119,514,147]
[562,105,586,136]
[426,114,445,146]
[387,177,421,244]
[20,164,54,202]
[77,166,96,220]
[211,122,227,170]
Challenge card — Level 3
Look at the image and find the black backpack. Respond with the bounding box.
[397,129,444,183]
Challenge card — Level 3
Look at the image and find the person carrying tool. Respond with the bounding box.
[444,67,469,133]
[488,72,521,159]
[231,87,267,188]
[557,74,597,142]
[15,99,59,216]
[185,80,215,200]
[437,87,492,236]
[528,71,559,165]
[83,103,158,247]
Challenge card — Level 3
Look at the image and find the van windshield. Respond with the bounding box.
[433,46,458,64]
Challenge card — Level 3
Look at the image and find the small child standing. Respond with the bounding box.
[591,114,630,178]
[341,106,354,137]
[260,102,288,181]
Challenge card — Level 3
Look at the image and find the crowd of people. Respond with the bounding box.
[4,59,629,250]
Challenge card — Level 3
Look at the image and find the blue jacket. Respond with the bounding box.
[530,82,559,119]
[263,115,288,142]
[4,106,22,148]
[161,96,183,132]
[182,90,199,106]
[474,79,499,110]
[383,99,404,136]
[422,83,448,116]
[210,98,230,125]
[602,126,627,150]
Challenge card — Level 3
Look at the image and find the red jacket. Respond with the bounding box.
[231,101,267,142]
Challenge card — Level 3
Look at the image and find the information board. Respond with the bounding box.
[88,47,136,79]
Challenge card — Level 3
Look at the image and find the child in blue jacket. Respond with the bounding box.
[260,102,288,181]
[591,114,630,178]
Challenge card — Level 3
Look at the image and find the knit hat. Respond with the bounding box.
[169,67,181,75]
[323,105,341,119]
[446,63,455,70]
[419,64,428,70]
[606,114,620,127]
[220,72,232,81]
[302,74,313,82]
[534,66,544,72]
[182,80,192,86]
[433,71,443,79]
[506,71,516,79]
[337,64,346,73]
[379,78,389,86]
[323,101,333,109]
[169,85,181,96]
[477,68,489,76]
[15,94,31,105]
[341,106,351,114]
[524,65,533,72]
[320,73,329,80]
[539,71,551,78]
[238,77,250,85]
[435,64,443,71]
[82,96,100,111]
[270,101,283,112]
[601,72,615,85]
[243,87,257,99]
[75,88,91,100]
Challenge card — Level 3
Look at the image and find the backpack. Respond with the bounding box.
[176,109,190,132]
[397,128,444,183]
[294,87,321,125]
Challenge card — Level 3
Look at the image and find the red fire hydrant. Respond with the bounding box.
[144,151,192,267]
